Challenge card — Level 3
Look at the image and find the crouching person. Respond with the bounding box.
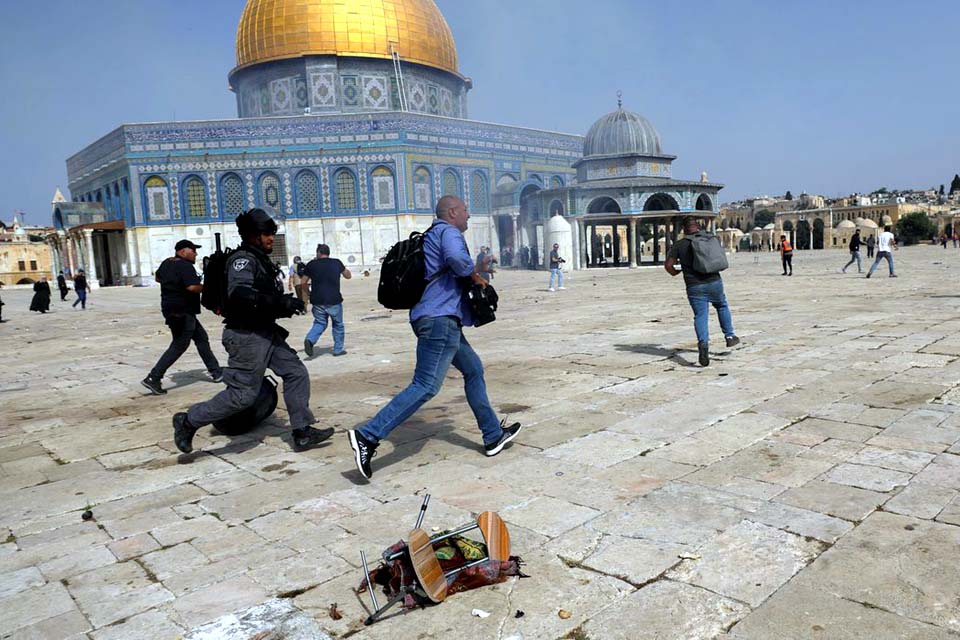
[173,208,334,454]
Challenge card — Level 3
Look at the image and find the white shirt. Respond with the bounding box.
[877,231,895,253]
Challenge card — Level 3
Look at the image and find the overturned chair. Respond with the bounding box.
[358,495,523,625]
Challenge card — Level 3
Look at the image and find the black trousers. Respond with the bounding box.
[782,253,793,274]
[149,314,222,381]
[187,327,315,430]
[59,287,68,301]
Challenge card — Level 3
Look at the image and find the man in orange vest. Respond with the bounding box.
[779,235,793,276]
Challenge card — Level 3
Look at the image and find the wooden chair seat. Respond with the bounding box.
[408,528,447,603]
[477,511,510,561]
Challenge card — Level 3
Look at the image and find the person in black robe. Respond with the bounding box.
[57,271,69,301]
[30,277,51,313]
[0,281,5,323]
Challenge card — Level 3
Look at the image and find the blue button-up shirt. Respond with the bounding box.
[410,219,476,326]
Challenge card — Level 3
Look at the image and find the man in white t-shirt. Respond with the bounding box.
[866,225,898,278]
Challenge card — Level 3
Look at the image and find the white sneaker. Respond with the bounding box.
[548,288,555,292]
[558,286,567,290]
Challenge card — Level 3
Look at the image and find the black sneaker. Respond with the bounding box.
[865,272,871,279]
[698,342,710,367]
[304,338,314,357]
[484,420,523,457]
[291,426,335,452]
[141,377,167,395]
[333,350,347,357]
[173,412,198,454]
[725,336,741,348]
[348,430,378,479]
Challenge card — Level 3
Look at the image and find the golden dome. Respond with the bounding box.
[234,0,460,77]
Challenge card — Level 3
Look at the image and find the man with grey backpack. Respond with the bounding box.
[665,217,740,367]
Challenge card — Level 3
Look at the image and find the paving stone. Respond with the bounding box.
[170,575,269,629]
[580,534,686,586]
[776,480,888,521]
[775,417,881,446]
[935,493,960,526]
[729,579,958,639]
[141,543,209,581]
[799,511,960,632]
[246,548,352,595]
[38,545,116,581]
[667,520,824,606]
[66,561,175,628]
[0,581,78,636]
[183,598,331,640]
[584,580,749,640]
[3,609,91,640]
[151,515,229,547]
[501,496,602,538]
[541,430,662,468]
[107,532,161,561]
[885,482,959,519]
[89,610,184,640]
[0,566,45,599]
[847,444,936,473]
[823,462,913,492]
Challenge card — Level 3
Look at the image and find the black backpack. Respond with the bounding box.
[201,233,237,316]
[465,282,498,327]
[378,226,450,310]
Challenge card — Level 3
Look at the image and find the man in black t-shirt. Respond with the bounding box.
[665,217,739,367]
[302,243,351,357]
[142,240,223,395]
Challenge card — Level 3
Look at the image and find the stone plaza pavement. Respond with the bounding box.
[1,246,960,639]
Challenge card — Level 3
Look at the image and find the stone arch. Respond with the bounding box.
[695,194,713,211]
[587,196,621,214]
[644,193,679,212]
[549,199,564,216]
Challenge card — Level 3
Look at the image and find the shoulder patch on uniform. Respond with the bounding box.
[233,258,250,271]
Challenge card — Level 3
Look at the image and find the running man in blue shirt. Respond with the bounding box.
[348,196,522,479]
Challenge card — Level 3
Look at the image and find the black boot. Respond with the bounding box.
[291,426,334,452]
[698,341,710,367]
[173,413,198,454]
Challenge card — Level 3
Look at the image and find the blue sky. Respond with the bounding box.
[1,0,958,224]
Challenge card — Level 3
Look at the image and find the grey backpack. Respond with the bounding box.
[689,232,729,273]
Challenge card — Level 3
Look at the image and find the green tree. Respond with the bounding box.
[951,174,960,195]
[753,209,776,227]
[895,212,937,245]
[784,190,793,201]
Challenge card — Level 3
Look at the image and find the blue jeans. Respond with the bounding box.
[305,303,344,353]
[358,316,503,446]
[549,268,563,289]
[72,289,87,309]
[686,280,735,344]
[843,250,862,272]
[868,251,895,276]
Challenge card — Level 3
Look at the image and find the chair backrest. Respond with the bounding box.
[477,512,510,562]
[408,528,447,603]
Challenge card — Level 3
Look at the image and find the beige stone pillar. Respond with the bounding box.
[82,229,99,286]
[628,218,638,268]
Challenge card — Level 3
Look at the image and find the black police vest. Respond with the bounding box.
[224,245,283,331]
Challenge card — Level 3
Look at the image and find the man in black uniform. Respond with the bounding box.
[173,209,333,453]
[142,240,223,395]
[57,271,69,301]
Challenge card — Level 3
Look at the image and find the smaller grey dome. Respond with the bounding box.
[583,107,662,157]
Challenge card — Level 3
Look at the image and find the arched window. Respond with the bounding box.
[220,173,245,216]
[371,166,396,211]
[184,176,208,218]
[295,171,320,213]
[259,172,281,209]
[695,194,713,211]
[470,171,488,212]
[413,166,432,210]
[334,169,358,211]
[529,174,544,186]
[442,169,461,198]
[551,176,564,189]
[144,176,170,220]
